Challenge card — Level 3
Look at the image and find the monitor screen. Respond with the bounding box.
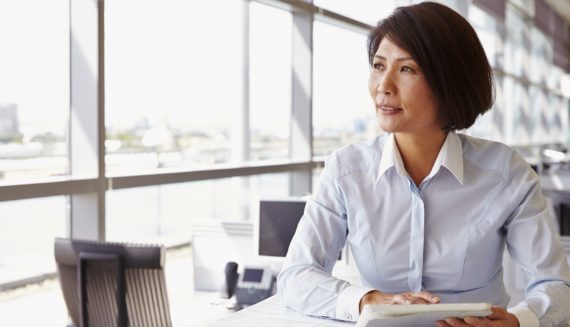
[258,199,306,257]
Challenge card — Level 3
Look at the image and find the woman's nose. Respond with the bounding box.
[378,73,395,95]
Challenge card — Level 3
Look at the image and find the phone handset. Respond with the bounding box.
[220,261,239,299]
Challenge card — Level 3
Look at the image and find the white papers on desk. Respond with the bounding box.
[356,303,492,327]
[205,296,353,327]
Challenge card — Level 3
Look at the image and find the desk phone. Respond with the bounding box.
[235,266,275,306]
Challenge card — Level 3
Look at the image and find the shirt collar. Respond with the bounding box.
[442,131,464,185]
[377,133,403,181]
[376,132,464,185]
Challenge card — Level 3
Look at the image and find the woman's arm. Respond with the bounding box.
[277,198,375,321]
[277,156,374,321]
[503,152,570,326]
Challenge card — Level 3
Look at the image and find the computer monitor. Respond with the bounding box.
[256,197,307,258]
[255,197,343,261]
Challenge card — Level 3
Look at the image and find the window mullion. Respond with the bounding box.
[68,0,106,241]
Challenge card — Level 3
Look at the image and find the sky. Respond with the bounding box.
[0,0,403,139]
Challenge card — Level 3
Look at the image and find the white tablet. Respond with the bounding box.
[356,302,493,327]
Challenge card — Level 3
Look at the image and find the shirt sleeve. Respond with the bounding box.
[277,154,373,321]
[504,151,570,326]
[508,303,540,327]
[336,285,376,321]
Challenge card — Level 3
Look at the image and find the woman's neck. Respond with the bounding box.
[394,131,447,187]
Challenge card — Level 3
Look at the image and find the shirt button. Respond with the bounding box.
[346,314,352,320]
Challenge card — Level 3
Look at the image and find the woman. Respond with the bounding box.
[277,2,570,327]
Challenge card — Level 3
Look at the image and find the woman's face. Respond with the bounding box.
[369,37,442,136]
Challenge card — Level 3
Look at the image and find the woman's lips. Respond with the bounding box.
[378,105,403,114]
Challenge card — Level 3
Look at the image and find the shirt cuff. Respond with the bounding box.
[508,303,539,327]
[335,284,375,322]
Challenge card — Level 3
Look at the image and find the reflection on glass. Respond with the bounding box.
[466,2,568,147]
[105,0,244,174]
[106,173,289,245]
[313,21,377,157]
[249,3,292,161]
[0,1,69,181]
[0,197,66,285]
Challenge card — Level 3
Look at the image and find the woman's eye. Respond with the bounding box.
[401,66,416,73]
[372,63,384,70]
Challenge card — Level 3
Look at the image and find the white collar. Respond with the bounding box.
[376,132,464,185]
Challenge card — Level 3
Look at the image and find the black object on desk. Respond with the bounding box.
[54,238,172,327]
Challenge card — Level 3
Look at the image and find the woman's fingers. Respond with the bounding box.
[486,306,508,320]
[392,292,432,304]
[413,291,440,303]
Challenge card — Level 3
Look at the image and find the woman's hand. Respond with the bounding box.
[435,306,520,327]
[358,290,440,312]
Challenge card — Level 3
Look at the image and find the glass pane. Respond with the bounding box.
[504,7,531,80]
[548,94,566,144]
[0,197,67,285]
[529,27,551,85]
[313,0,400,25]
[249,3,292,161]
[530,86,548,142]
[0,1,69,181]
[105,0,244,174]
[510,79,532,146]
[106,173,290,244]
[490,74,506,143]
[313,21,376,157]
[469,3,499,67]
[548,65,564,94]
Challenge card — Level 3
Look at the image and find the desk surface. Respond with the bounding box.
[204,296,353,327]
[203,295,570,327]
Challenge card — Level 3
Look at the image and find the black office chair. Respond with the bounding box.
[54,238,172,327]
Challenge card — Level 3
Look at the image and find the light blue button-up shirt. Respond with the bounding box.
[277,132,570,326]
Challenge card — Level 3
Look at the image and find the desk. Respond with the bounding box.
[203,296,353,327]
[203,295,570,327]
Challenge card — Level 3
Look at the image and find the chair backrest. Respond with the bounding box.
[54,238,172,327]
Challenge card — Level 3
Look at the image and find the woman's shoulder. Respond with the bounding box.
[458,133,514,155]
[324,134,386,175]
[458,133,528,171]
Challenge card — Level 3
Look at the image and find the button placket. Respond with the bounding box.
[408,182,425,292]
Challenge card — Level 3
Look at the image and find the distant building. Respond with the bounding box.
[0,104,19,141]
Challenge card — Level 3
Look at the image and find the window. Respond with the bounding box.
[313,21,374,157]
[249,3,293,161]
[0,1,69,181]
[0,197,66,284]
[504,7,531,80]
[469,3,499,67]
[106,173,290,244]
[105,0,245,173]
[466,3,502,141]
[505,77,532,145]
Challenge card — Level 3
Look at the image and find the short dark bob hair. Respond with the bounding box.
[368,1,494,131]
